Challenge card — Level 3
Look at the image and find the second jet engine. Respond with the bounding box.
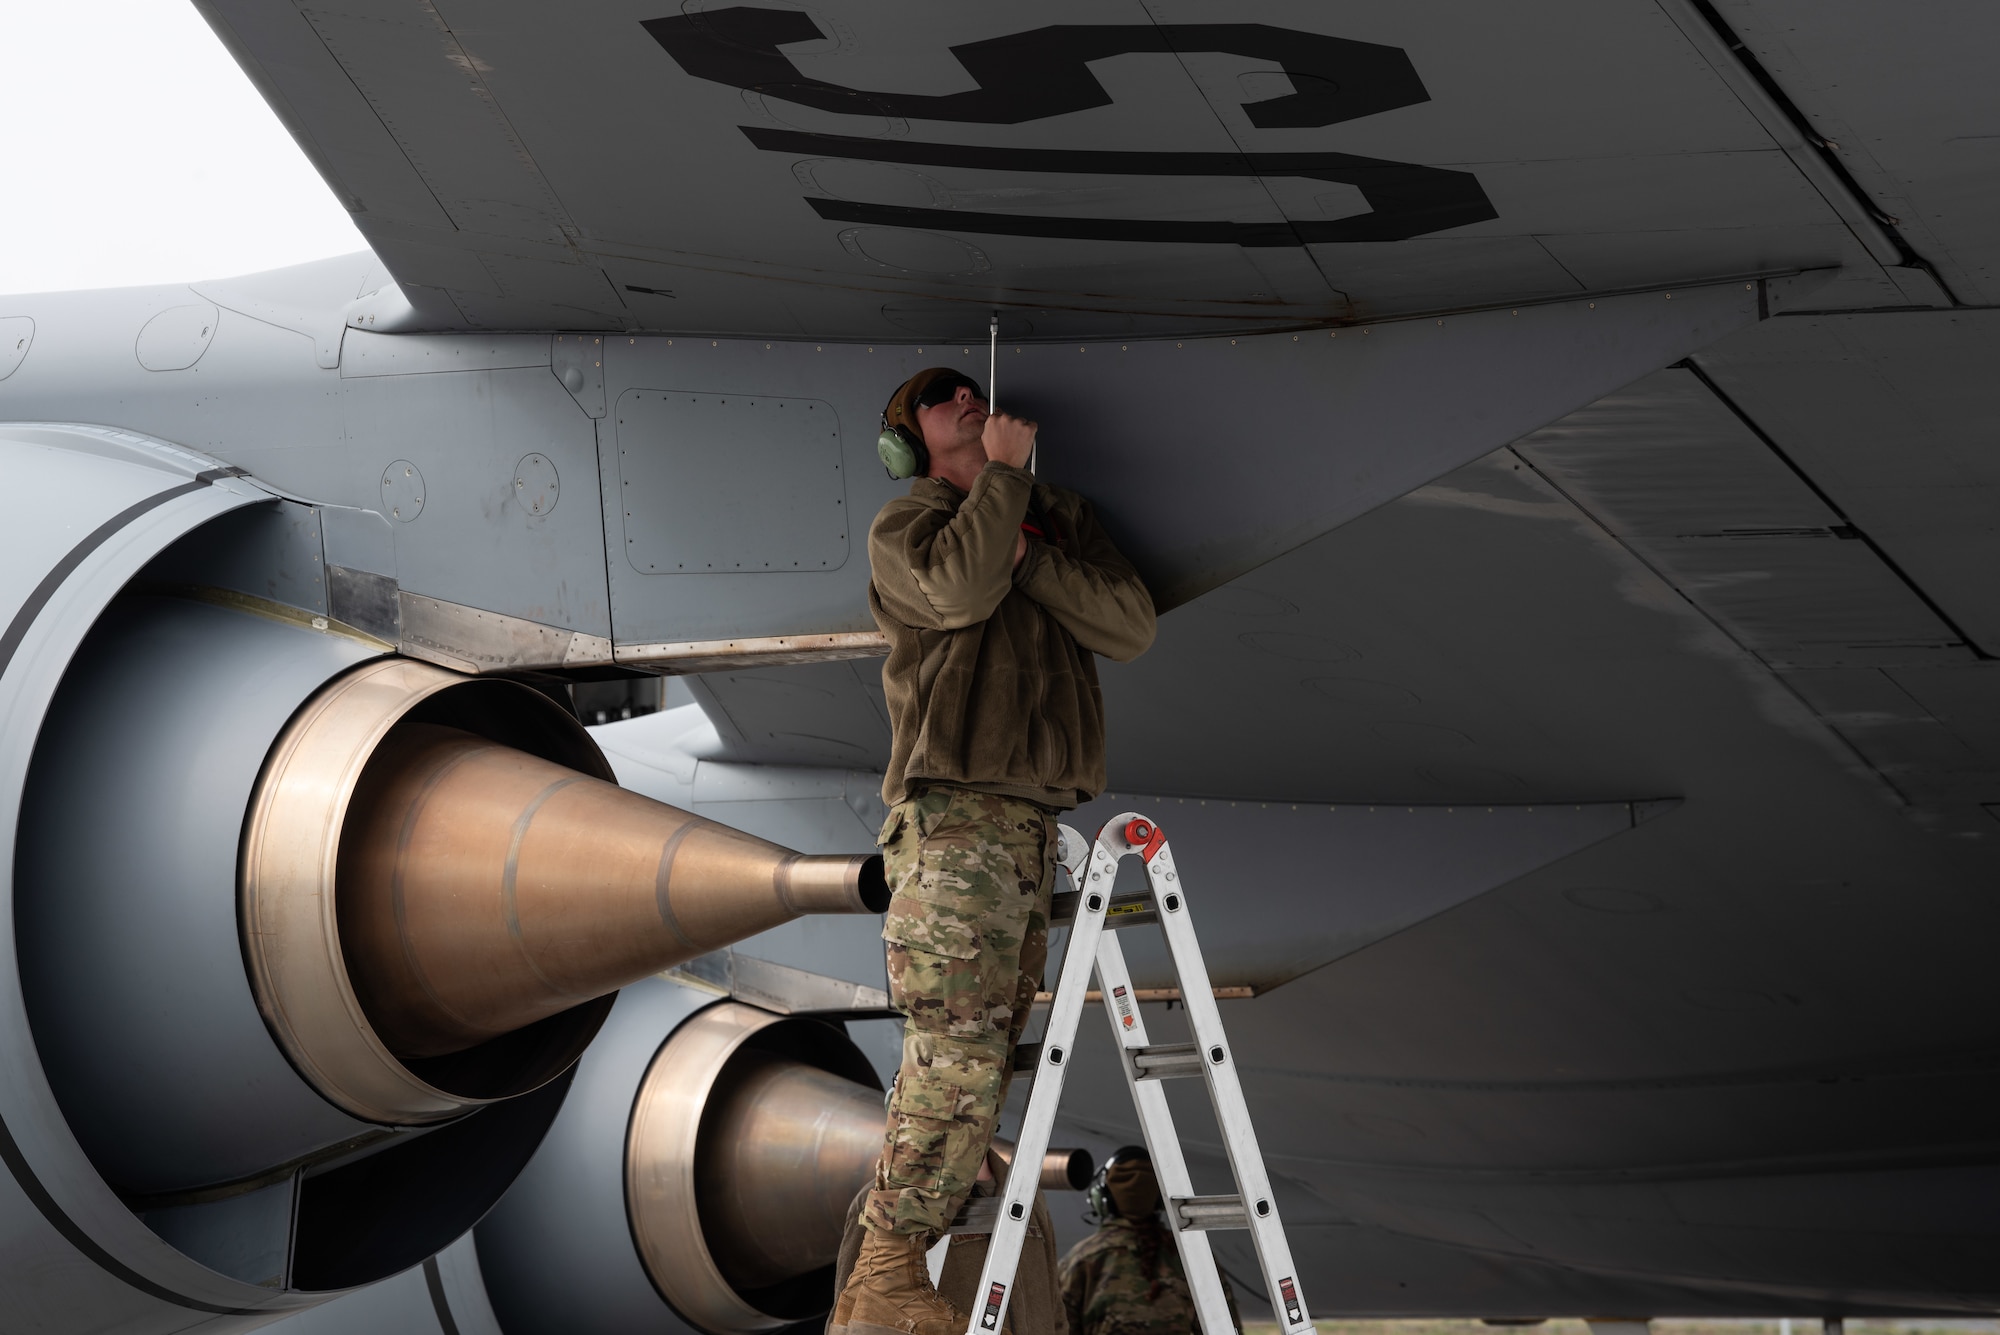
[267,977,1090,1335]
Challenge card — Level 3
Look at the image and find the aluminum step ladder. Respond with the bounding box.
[961,813,1316,1335]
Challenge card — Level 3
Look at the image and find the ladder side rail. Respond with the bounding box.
[961,836,1119,1335]
[1143,839,1316,1333]
[1092,921,1238,1335]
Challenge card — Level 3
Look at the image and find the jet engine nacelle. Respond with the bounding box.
[261,977,1092,1335]
[481,983,885,1333]
[474,979,1096,1335]
[0,426,883,1331]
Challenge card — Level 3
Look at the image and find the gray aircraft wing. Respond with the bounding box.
[194,0,1958,339]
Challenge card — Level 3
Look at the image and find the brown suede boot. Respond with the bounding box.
[828,1260,860,1335]
[829,1286,855,1335]
[840,1229,965,1335]
[827,1222,901,1335]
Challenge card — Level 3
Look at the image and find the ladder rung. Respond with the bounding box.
[1049,889,1155,927]
[1130,1042,1204,1080]
[1173,1194,1248,1231]
[1032,985,1257,1004]
[947,1197,999,1235]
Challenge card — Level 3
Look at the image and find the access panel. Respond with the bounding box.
[615,389,851,576]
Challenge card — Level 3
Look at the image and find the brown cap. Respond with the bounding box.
[884,367,982,446]
[1106,1156,1161,1218]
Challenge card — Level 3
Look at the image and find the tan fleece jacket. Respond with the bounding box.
[868,461,1156,810]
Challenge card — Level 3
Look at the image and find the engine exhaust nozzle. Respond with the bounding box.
[992,1138,1096,1193]
[340,722,886,1058]
[242,659,887,1125]
[626,1002,1093,1333]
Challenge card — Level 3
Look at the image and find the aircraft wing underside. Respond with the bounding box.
[195,0,1995,339]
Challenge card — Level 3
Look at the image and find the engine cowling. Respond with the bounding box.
[476,982,1091,1335]
[0,444,884,1324]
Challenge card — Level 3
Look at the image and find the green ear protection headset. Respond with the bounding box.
[876,420,928,481]
[1085,1168,1113,1222]
[877,369,986,480]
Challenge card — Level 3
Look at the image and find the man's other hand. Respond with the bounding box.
[982,412,1037,469]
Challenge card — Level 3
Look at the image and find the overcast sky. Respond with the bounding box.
[1,1,368,295]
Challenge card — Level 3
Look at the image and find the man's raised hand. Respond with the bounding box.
[982,412,1037,470]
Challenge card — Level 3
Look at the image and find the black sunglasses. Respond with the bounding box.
[914,374,986,409]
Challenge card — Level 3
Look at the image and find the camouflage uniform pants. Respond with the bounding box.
[863,783,1057,1236]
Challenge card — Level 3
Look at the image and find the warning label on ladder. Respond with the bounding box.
[1113,984,1135,1030]
[980,1281,1007,1330]
[1279,1276,1303,1324]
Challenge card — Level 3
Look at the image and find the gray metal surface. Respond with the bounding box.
[248,1202,513,1335]
[0,316,34,379]
[1028,384,2000,1312]
[135,303,220,372]
[589,705,892,996]
[686,659,892,769]
[1514,352,2000,839]
[256,1242,494,1335]
[1693,311,2000,658]
[472,978,713,1335]
[143,499,333,616]
[1650,0,1904,274]
[429,1237,506,1335]
[1717,0,2000,305]
[0,278,613,648]
[597,283,1760,643]
[0,267,1753,655]
[662,951,890,1017]
[193,0,1916,337]
[336,357,608,635]
[1066,794,1655,992]
[17,593,383,1196]
[616,390,850,574]
[1516,366,1966,670]
[0,424,319,1330]
[192,252,384,370]
[141,1180,296,1292]
[597,698,1655,1012]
